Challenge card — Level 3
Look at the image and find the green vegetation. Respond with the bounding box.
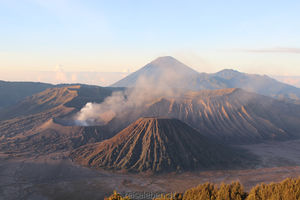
[108,177,300,200]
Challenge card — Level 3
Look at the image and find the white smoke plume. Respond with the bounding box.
[74,91,126,126]
[74,75,181,126]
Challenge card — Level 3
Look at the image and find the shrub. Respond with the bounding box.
[104,190,131,200]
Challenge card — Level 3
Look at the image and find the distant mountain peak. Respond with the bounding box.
[111,56,200,88]
[154,55,176,60]
[110,57,300,101]
[218,69,240,73]
[215,69,242,79]
[151,56,178,64]
[148,56,191,69]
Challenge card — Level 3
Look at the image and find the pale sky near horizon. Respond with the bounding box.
[1,0,300,84]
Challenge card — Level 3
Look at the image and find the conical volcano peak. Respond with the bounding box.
[148,56,195,71]
[150,56,180,65]
[137,116,176,122]
[153,56,176,61]
[71,117,251,173]
[111,56,200,88]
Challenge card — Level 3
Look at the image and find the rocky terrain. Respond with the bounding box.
[0,85,120,156]
[71,117,254,173]
[109,88,300,144]
[1,85,300,158]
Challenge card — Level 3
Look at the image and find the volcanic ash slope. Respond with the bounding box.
[70,117,255,173]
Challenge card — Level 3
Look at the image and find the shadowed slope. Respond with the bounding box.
[0,81,54,109]
[71,118,254,173]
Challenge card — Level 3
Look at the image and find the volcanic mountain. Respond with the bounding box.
[214,69,300,101]
[70,117,254,173]
[111,56,300,101]
[0,85,121,121]
[111,56,225,90]
[107,88,300,144]
[0,85,122,156]
[2,77,300,157]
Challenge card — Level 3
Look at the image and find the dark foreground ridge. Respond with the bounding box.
[71,117,255,173]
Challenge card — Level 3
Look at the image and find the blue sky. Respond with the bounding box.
[1,0,300,82]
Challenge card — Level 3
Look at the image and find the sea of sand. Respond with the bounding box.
[1,139,300,200]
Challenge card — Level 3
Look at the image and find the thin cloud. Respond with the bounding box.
[240,47,300,54]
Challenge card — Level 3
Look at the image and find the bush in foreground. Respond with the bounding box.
[104,190,131,200]
[107,177,300,200]
[247,178,300,200]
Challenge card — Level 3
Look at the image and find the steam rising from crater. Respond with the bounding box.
[74,75,180,126]
[74,92,126,126]
[74,56,217,126]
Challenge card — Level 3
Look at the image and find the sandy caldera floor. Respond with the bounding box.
[1,139,300,200]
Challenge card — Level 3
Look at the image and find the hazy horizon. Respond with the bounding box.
[1,62,300,88]
[1,0,300,80]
